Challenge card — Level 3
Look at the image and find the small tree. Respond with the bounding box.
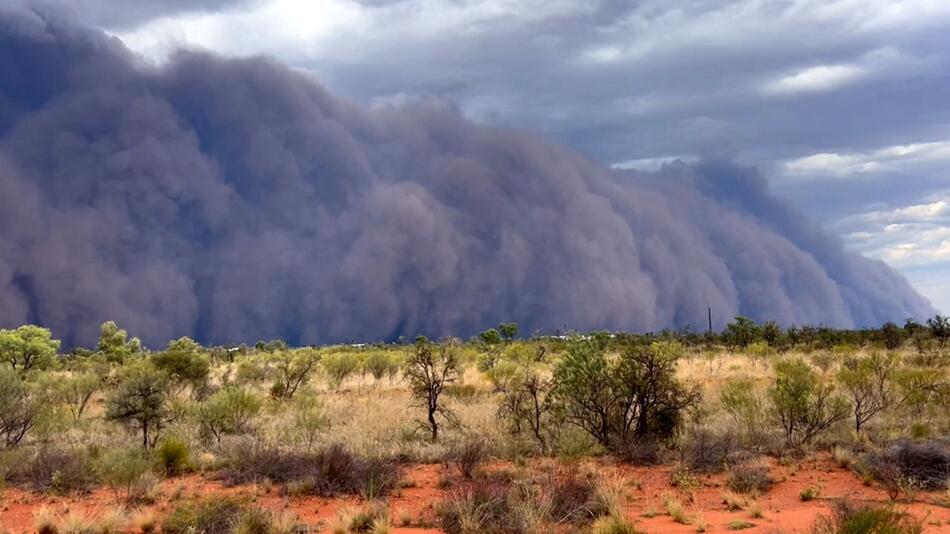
[551,336,616,446]
[96,321,142,362]
[498,323,519,342]
[719,375,765,443]
[106,362,171,448]
[762,320,784,348]
[404,336,460,441]
[725,317,761,348]
[927,315,950,347]
[0,325,60,373]
[878,322,903,350]
[769,358,849,445]
[196,387,262,443]
[837,352,896,432]
[0,365,37,447]
[496,353,558,452]
[291,390,329,451]
[48,370,103,423]
[151,337,210,397]
[271,349,318,398]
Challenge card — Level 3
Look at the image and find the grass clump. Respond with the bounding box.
[662,494,690,524]
[156,437,190,476]
[813,500,922,534]
[445,438,490,479]
[728,520,755,530]
[800,486,820,501]
[590,515,643,534]
[161,495,246,534]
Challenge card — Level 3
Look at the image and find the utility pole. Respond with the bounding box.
[707,307,713,334]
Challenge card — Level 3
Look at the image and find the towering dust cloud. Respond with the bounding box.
[0,10,935,347]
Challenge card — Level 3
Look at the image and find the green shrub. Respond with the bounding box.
[156,437,190,476]
[196,387,262,443]
[769,358,849,445]
[0,366,38,447]
[552,338,698,449]
[270,350,318,399]
[151,337,210,396]
[96,447,151,502]
[322,352,360,389]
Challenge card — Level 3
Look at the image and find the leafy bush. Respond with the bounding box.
[552,338,698,449]
[769,358,849,445]
[151,337,210,396]
[322,352,360,390]
[156,437,190,476]
[196,387,262,443]
[720,375,766,444]
[362,352,400,382]
[837,352,897,433]
[813,500,922,534]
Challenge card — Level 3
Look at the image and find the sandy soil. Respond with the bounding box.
[2,455,949,533]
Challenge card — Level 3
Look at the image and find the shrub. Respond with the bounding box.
[196,387,262,443]
[548,473,608,524]
[719,375,766,445]
[552,338,698,449]
[151,337,210,396]
[363,352,400,382]
[156,437,190,476]
[727,462,774,494]
[769,358,849,446]
[864,440,950,496]
[404,337,460,441]
[322,352,360,390]
[220,442,400,498]
[161,495,247,534]
[21,447,97,494]
[0,366,38,446]
[446,438,490,479]
[680,427,740,473]
[105,362,170,448]
[837,352,897,433]
[813,500,922,534]
[96,447,151,502]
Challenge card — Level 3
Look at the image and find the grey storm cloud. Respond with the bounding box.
[0,9,935,347]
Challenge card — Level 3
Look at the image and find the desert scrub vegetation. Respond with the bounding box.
[0,315,948,528]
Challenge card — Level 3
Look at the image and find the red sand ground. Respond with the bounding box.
[2,455,949,533]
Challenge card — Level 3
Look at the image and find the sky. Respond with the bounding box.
[2,0,947,323]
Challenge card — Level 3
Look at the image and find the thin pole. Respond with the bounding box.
[707,307,713,334]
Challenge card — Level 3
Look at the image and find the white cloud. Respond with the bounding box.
[782,140,950,177]
[762,64,867,95]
